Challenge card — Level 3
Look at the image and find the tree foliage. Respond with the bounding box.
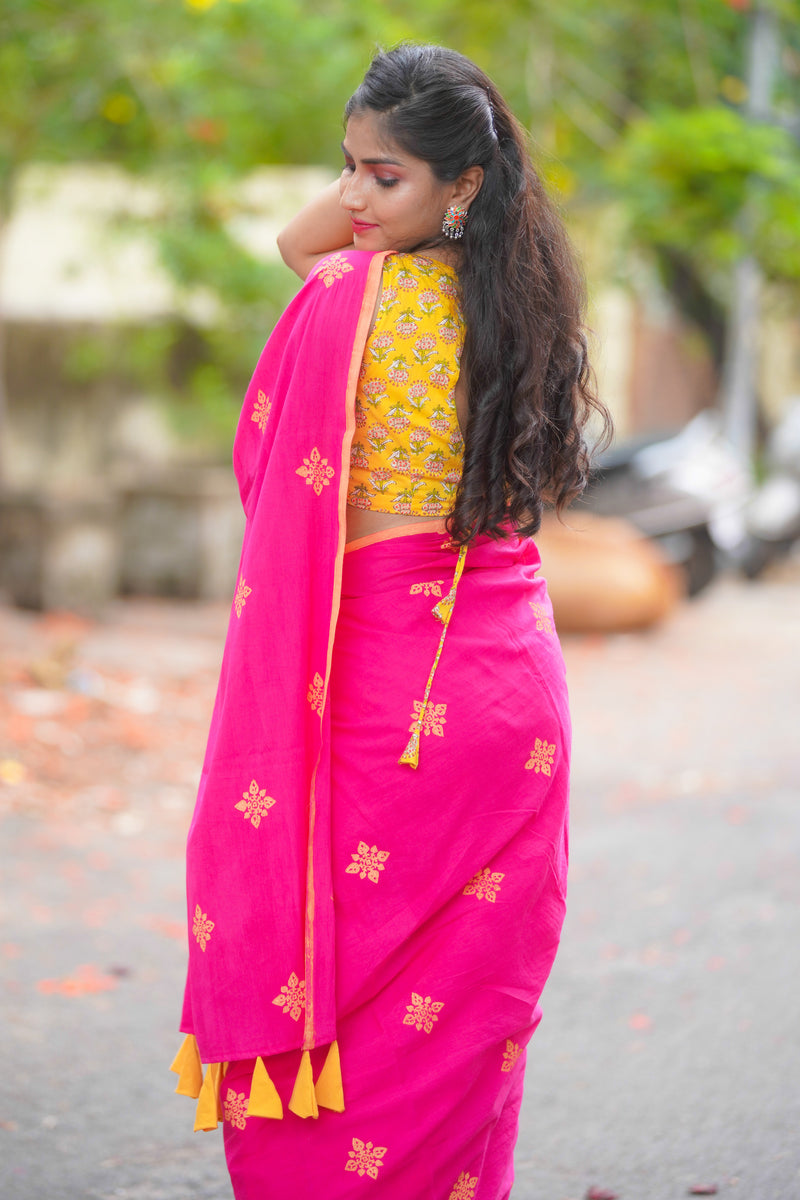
[2,0,800,446]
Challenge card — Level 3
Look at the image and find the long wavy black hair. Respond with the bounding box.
[345,43,611,543]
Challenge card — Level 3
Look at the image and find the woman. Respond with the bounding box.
[171,43,609,1200]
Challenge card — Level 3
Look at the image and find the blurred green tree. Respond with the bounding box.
[1,0,799,457]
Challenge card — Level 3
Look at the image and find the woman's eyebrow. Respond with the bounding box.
[340,141,404,166]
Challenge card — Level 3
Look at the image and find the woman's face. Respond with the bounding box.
[339,111,456,253]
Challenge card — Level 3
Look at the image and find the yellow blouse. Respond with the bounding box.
[347,253,465,517]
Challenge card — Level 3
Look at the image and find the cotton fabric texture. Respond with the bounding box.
[174,250,571,1200]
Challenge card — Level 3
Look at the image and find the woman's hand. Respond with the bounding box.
[277,180,354,280]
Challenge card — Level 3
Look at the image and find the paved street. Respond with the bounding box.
[1,568,798,1199]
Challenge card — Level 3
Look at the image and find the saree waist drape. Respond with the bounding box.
[221,525,570,1199]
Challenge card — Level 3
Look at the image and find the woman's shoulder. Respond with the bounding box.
[380,252,461,305]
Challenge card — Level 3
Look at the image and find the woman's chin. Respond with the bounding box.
[353,231,388,251]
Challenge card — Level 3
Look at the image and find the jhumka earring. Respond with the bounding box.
[442,205,468,240]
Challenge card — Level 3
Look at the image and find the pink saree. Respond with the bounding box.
[172,251,570,1200]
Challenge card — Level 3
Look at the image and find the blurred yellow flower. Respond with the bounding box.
[186,0,219,9]
[720,75,749,105]
[102,94,137,124]
[543,161,576,200]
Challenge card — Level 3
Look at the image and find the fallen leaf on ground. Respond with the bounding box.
[688,1187,718,1196]
[587,1188,619,1200]
[36,963,118,996]
[0,760,26,785]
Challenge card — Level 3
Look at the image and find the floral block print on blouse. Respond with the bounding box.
[347,253,466,517]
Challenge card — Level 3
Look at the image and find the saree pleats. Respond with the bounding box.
[222,528,570,1199]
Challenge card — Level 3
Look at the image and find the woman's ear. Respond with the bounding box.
[451,166,484,211]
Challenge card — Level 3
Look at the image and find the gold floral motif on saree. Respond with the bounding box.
[271,971,306,1021]
[346,841,390,883]
[463,867,505,903]
[403,992,444,1033]
[251,389,272,433]
[410,580,444,597]
[192,904,214,951]
[307,672,324,715]
[296,447,335,496]
[501,1040,523,1072]
[528,601,555,635]
[525,738,556,776]
[234,576,251,618]
[317,254,355,288]
[345,1138,388,1179]
[448,1172,479,1200]
[410,699,447,738]
[234,779,276,829]
[224,1088,248,1130]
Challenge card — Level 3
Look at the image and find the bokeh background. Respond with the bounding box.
[1,2,799,1198]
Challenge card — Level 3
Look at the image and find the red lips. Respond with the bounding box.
[351,219,378,233]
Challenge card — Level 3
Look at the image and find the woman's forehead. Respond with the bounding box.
[343,111,408,165]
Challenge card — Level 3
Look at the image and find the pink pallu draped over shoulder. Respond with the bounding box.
[180,251,384,1065]
[175,250,572,1199]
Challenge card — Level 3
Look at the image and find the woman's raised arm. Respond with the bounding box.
[277,180,354,280]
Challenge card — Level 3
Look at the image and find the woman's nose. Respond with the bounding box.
[340,171,365,211]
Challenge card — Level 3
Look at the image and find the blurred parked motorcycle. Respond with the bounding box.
[577,408,790,596]
[739,398,800,577]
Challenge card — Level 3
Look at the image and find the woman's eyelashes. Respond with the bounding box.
[341,160,399,189]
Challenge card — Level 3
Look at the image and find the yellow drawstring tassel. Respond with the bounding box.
[194,1063,221,1132]
[400,544,468,769]
[170,1034,203,1099]
[432,543,467,623]
[288,1049,319,1119]
[399,727,421,768]
[314,1040,345,1112]
[247,1056,284,1119]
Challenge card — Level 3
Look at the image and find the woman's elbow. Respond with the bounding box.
[276,228,293,268]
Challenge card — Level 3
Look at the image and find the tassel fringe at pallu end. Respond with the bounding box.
[170,1033,203,1098]
[193,1061,227,1132]
[285,1040,345,1118]
[247,1056,284,1119]
[171,1036,344,1126]
[288,1050,319,1119]
[315,1040,345,1112]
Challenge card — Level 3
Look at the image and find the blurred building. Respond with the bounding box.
[1,165,798,610]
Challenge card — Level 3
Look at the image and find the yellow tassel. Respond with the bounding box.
[194,1063,220,1132]
[288,1049,319,1119]
[400,544,468,768]
[247,1056,284,1119]
[170,1034,203,1099]
[398,727,420,768]
[432,588,455,624]
[315,1041,345,1113]
[215,1062,227,1120]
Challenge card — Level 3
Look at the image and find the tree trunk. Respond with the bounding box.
[719,2,779,466]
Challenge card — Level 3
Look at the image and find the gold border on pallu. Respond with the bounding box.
[301,251,389,1054]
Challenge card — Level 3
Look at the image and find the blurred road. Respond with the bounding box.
[1,569,798,1200]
